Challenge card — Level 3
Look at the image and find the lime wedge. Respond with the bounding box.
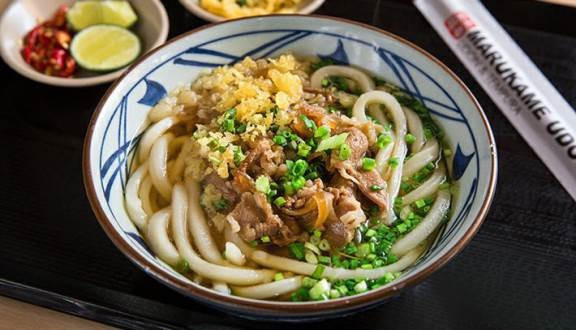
[101,1,138,27]
[70,25,141,72]
[67,0,138,31]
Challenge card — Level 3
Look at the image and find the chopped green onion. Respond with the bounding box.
[255,176,270,194]
[370,185,383,191]
[249,240,258,247]
[388,157,399,168]
[339,143,350,160]
[329,289,341,299]
[274,272,285,281]
[222,119,235,133]
[321,78,330,87]
[305,242,320,255]
[376,134,392,149]
[291,159,308,176]
[233,147,245,165]
[224,108,237,119]
[318,255,331,265]
[362,157,376,171]
[274,196,286,207]
[405,133,416,144]
[297,143,312,157]
[361,264,373,270]
[302,277,318,288]
[310,235,321,246]
[336,285,348,295]
[311,264,326,279]
[353,280,368,293]
[273,135,287,146]
[289,242,305,260]
[443,148,453,157]
[236,123,246,133]
[313,229,322,238]
[318,239,331,251]
[292,176,306,190]
[283,181,295,195]
[260,235,271,243]
[316,132,349,152]
[300,115,317,131]
[305,250,318,264]
[414,199,426,208]
[175,259,189,273]
[356,243,371,258]
[314,125,331,139]
[383,272,395,283]
[426,162,436,170]
[309,279,330,300]
[365,229,377,237]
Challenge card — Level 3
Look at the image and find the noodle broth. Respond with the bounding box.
[125,54,452,301]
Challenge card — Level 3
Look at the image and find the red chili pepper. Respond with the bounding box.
[20,5,75,78]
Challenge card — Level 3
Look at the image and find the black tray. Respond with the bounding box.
[1,0,575,328]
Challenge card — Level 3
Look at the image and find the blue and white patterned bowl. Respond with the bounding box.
[83,15,497,320]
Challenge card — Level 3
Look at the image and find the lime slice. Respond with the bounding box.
[70,25,141,72]
[67,0,138,31]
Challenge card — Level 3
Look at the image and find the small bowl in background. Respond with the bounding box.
[178,0,326,22]
[0,0,169,87]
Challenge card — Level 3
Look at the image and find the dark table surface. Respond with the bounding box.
[1,0,575,329]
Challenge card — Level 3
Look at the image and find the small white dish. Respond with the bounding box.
[0,0,169,87]
[178,0,326,22]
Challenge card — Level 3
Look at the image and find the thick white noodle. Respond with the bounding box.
[146,208,180,266]
[310,65,375,92]
[250,246,423,280]
[185,178,227,265]
[213,282,231,295]
[170,183,274,285]
[149,134,174,201]
[367,104,388,125]
[402,164,446,206]
[392,189,451,256]
[139,176,156,216]
[402,139,439,178]
[169,139,192,184]
[224,242,246,266]
[232,277,303,300]
[352,90,408,224]
[138,116,179,162]
[125,161,149,230]
[403,106,426,153]
[374,130,395,174]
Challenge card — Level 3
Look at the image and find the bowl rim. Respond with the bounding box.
[0,0,170,87]
[83,14,498,314]
[178,0,327,23]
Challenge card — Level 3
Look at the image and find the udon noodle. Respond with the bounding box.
[125,55,452,301]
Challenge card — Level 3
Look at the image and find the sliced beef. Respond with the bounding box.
[323,219,349,249]
[329,127,389,215]
[228,192,299,246]
[202,172,238,205]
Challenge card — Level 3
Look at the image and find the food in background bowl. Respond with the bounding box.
[200,0,303,19]
[125,54,453,301]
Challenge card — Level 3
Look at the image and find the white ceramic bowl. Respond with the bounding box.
[83,15,497,320]
[0,0,169,87]
[179,0,326,22]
